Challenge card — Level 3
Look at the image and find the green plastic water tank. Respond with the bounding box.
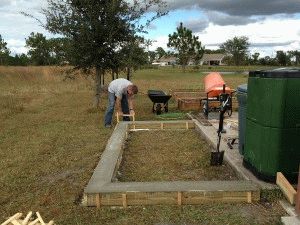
[243,68,300,182]
[237,84,247,155]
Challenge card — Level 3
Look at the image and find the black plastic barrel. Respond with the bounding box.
[237,84,247,155]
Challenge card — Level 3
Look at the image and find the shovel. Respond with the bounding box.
[210,85,229,166]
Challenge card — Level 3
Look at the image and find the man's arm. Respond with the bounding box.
[128,96,134,115]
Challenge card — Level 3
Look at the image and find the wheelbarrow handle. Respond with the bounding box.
[116,112,135,123]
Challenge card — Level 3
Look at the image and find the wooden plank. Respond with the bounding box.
[276,172,296,204]
[1,213,22,225]
[22,212,33,225]
[87,188,259,207]
[36,212,45,225]
[28,218,39,225]
[11,220,21,225]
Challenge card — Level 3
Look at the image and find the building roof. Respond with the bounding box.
[158,55,177,62]
[201,54,225,61]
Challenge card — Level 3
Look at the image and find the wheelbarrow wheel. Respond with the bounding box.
[165,103,168,112]
[156,103,162,115]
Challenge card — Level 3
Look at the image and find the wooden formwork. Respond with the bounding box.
[83,120,260,207]
[177,97,202,111]
[171,89,205,101]
[172,89,239,112]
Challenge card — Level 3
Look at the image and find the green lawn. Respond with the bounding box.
[0,66,285,225]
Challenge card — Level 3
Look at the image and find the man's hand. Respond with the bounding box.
[130,109,135,115]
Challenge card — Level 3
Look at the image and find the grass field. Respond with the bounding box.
[119,130,239,182]
[0,66,285,225]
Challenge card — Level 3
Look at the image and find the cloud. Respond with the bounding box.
[206,11,258,26]
[165,0,300,17]
[148,23,157,30]
[251,41,296,47]
[0,0,11,8]
[180,19,209,32]
[193,18,300,56]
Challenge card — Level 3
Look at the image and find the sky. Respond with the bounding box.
[1,0,300,57]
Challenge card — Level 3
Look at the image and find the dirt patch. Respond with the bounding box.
[118,130,240,182]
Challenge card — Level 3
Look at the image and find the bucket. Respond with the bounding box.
[210,151,224,166]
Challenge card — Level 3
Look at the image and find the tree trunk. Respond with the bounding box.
[116,68,119,79]
[126,67,131,80]
[102,71,105,85]
[111,70,115,81]
[93,67,102,108]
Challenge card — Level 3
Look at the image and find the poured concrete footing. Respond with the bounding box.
[83,120,260,207]
[187,112,276,189]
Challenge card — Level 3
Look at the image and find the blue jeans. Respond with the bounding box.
[104,92,130,126]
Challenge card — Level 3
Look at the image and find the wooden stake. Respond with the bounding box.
[122,193,127,208]
[96,193,101,209]
[185,122,189,129]
[177,192,182,206]
[116,113,135,124]
[160,123,164,130]
[247,192,252,203]
[116,112,120,123]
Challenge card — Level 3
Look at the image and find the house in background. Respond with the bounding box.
[199,54,226,66]
[152,54,226,66]
[152,55,177,66]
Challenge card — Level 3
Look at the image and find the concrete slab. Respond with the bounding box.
[281,216,300,225]
[188,112,277,189]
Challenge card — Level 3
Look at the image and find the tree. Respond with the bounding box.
[204,49,225,54]
[0,35,10,65]
[8,54,30,66]
[147,51,156,63]
[26,32,52,65]
[220,36,250,66]
[288,50,300,65]
[168,22,204,71]
[276,50,291,66]
[250,52,260,65]
[156,47,166,59]
[48,37,72,65]
[39,0,167,107]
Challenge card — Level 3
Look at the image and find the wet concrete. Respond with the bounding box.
[188,112,276,189]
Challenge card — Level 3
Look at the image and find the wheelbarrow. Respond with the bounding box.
[147,90,172,115]
[200,72,235,117]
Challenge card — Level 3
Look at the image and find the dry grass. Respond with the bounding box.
[0,66,285,225]
[119,130,239,182]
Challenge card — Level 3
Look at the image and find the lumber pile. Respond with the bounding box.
[1,212,54,225]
